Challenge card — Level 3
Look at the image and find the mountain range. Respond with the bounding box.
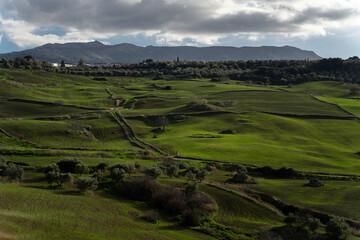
[0,41,322,63]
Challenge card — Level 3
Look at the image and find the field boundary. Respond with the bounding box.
[111,111,166,154]
[310,95,359,118]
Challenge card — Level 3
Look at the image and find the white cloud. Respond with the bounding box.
[0,0,359,47]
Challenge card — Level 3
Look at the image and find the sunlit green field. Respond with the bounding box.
[1,68,360,239]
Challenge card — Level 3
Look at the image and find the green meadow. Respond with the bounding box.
[1,68,360,239]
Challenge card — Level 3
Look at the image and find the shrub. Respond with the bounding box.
[75,162,88,175]
[57,157,85,173]
[44,163,60,174]
[284,213,297,226]
[196,169,208,183]
[185,171,196,181]
[111,168,126,184]
[144,166,162,179]
[182,209,201,226]
[134,162,141,169]
[228,173,257,184]
[307,217,321,232]
[111,162,136,177]
[3,163,24,181]
[326,218,349,240]
[46,171,73,186]
[92,171,103,181]
[184,182,198,196]
[166,165,179,178]
[142,209,160,224]
[255,166,299,178]
[96,162,109,172]
[76,177,98,193]
[0,157,24,182]
[116,177,162,201]
[304,178,323,187]
[178,163,187,169]
[115,177,215,227]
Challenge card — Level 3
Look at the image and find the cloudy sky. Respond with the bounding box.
[0,0,359,58]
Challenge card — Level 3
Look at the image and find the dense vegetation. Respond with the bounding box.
[0,58,359,239]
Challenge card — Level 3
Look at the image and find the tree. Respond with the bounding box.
[157,115,169,131]
[3,163,24,181]
[144,166,162,179]
[185,171,196,181]
[46,171,73,187]
[44,163,60,174]
[96,162,109,172]
[75,162,88,175]
[57,157,85,173]
[61,60,65,68]
[76,177,98,193]
[78,57,84,67]
[326,218,349,240]
[111,168,126,184]
[196,169,208,183]
[124,162,136,178]
[166,165,178,178]
[184,182,198,196]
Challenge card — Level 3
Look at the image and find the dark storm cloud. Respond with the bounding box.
[1,0,358,35]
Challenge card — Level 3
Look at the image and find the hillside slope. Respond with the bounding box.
[0,41,322,63]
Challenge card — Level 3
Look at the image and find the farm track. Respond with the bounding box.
[110,111,166,154]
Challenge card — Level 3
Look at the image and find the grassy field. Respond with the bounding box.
[130,112,360,174]
[247,178,360,222]
[1,69,360,239]
[0,171,215,240]
[199,184,283,233]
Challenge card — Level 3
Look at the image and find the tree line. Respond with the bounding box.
[1,56,360,85]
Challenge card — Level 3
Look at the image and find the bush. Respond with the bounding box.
[284,213,297,226]
[304,178,323,187]
[184,182,198,196]
[3,163,24,181]
[0,157,24,182]
[144,166,162,179]
[96,162,109,172]
[46,171,73,186]
[255,166,299,178]
[196,169,208,182]
[115,177,216,226]
[166,165,179,178]
[75,162,88,175]
[228,173,257,184]
[307,217,321,232]
[185,171,196,181]
[111,162,136,177]
[44,163,60,174]
[326,218,349,240]
[57,157,85,173]
[182,209,201,226]
[111,168,126,184]
[76,177,98,193]
[142,209,160,224]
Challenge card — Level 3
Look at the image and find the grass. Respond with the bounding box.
[286,81,359,98]
[318,97,360,117]
[199,184,283,233]
[0,117,136,150]
[0,171,215,240]
[246,178,360,222]
[1,69,360,238]
[130,112,360,174]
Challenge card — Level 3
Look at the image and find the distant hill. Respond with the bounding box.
[0,41,322,63]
